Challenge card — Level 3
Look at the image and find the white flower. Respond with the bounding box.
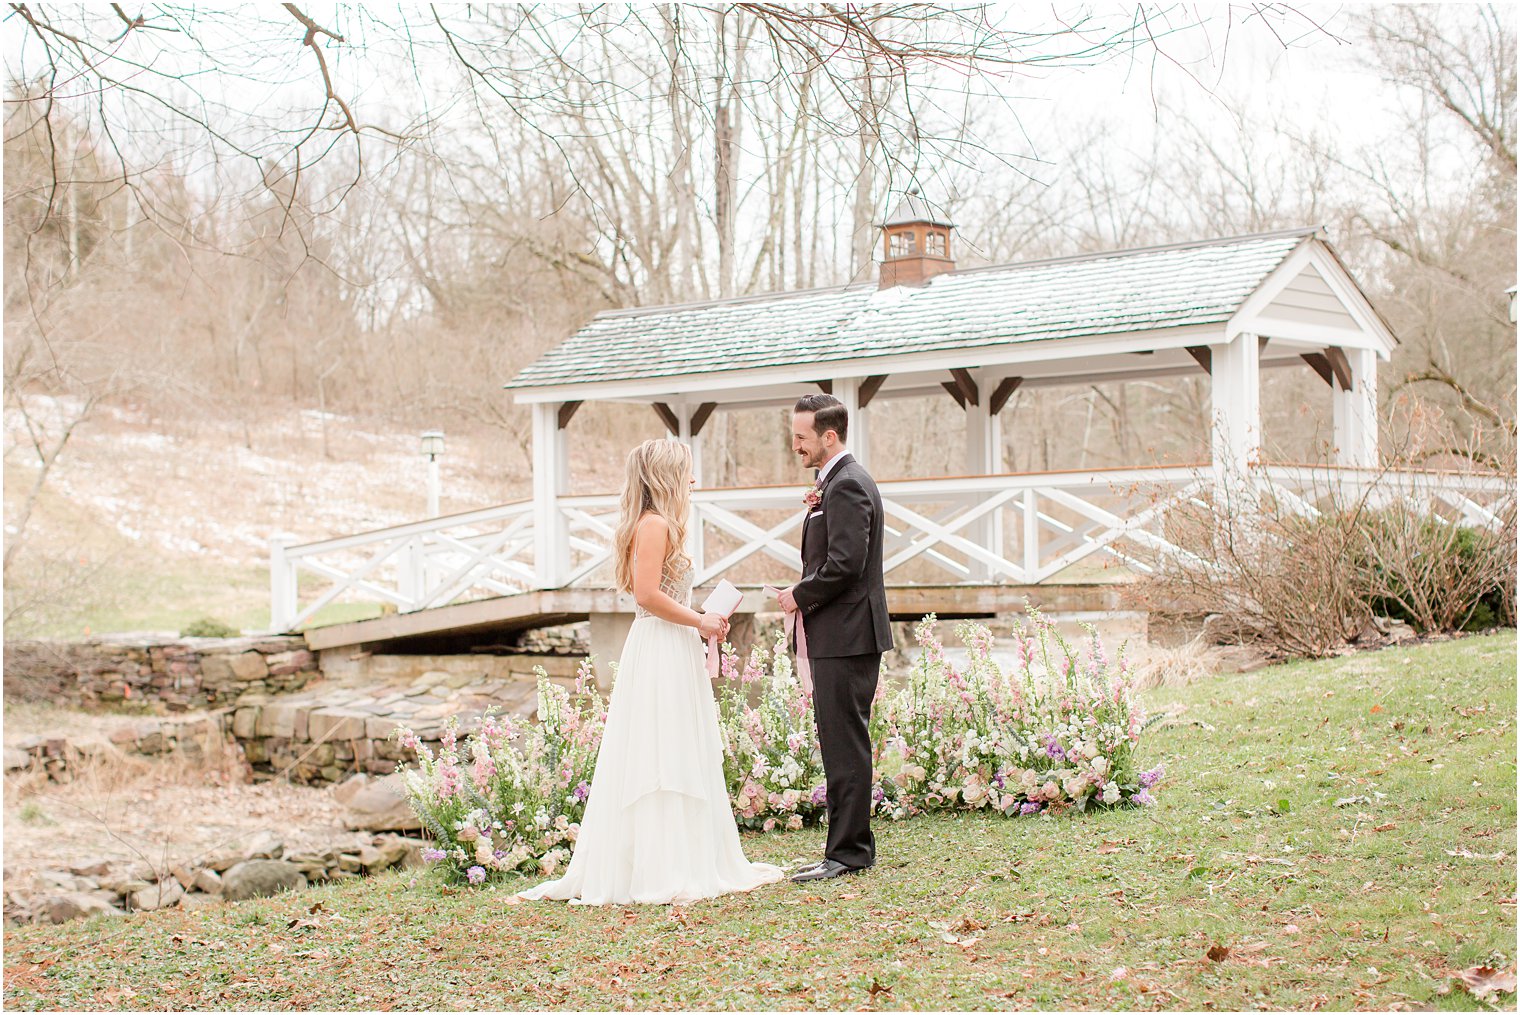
[1102,783,1121,805]
[1091,757,1109,777]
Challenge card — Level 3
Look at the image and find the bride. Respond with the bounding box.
[517,439,783,905]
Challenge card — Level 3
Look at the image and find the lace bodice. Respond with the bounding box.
[633,559,693,620]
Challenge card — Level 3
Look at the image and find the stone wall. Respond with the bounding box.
[235,655,585,784]
[3,636,320,712]
[4,633,593,786]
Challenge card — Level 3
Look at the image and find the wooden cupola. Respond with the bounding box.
[878,190,955,289]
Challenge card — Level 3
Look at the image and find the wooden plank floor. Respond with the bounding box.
[301,582,1134,652]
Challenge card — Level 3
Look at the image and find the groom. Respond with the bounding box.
[778,393,893,882]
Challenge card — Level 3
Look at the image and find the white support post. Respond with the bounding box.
[269,535,297,632]
[1210,332,1262,489]
[1333,347,1379,468]
[676,405,705,573]
[834,378,865,470]
[964,389,998,579]
[532,402,569,588]
[399,535,425,610]
[1021,489,1039,583]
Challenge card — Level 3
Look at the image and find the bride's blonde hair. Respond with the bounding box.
[613,439,692,594]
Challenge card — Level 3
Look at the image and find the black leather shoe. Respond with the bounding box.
[790,859,866,882]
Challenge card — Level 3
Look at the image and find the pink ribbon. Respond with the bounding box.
[781,609,814,697]
[706,633,722,680]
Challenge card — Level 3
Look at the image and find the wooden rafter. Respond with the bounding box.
[949,367,980,406]
[814,380,833,394]
[989,376,1024,415]
[1322,347,1353,391]
[859,374,888,407]
[689,401,718,437]
[941,380,965,408]
[1185,346,1212,374]
[1300,352,1335,388]
[557,401,583,430]
[652,402,679,434]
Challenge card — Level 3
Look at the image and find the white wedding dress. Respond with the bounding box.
[517,563,783,905]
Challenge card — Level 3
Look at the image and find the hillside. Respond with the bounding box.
[4,632,1514,1010]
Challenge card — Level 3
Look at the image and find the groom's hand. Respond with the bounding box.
[776,585,798,614]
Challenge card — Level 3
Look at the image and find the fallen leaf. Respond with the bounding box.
[867,979,893,997]
[1369,704,1384,714]
[1334,795,1371,808]
[1452,965,1517,1002]
[1206,944,1230,962]
[1372,822,1397,832]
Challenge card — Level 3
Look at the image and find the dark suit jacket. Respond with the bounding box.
[793,453,893,657]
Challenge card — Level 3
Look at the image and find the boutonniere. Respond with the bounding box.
[802,479,823,510]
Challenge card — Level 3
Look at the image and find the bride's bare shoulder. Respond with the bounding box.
[635,513,669,536]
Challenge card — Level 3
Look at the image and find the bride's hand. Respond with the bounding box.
[698,613,728,640]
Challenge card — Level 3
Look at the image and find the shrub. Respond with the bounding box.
[398,611,1161,884]
[1359,506,1515,633]
[180,617,239,638]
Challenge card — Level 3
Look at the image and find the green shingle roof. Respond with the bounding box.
[507,228,1315,390]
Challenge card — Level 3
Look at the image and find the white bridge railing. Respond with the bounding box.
[268,464,1512,633]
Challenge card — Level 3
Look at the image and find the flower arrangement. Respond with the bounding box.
[397,660,605,883]
[398,610,1162,884]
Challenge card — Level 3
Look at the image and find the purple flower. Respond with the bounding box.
[1043,736,1066,762]
[494,849,509,860]
[466,865,486,885]
[1138,765,1164,789]
[810,785,828,806]
[1019,801,1042,816]
[573,781,591,802]
[872,787,886,803]
[421,847,446,862]
[1133,789,1156,807]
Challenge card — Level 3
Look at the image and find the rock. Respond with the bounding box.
[4,748,32,771]
[221,860,307,902]
[332,773,370,807]
[255,703,298,738]
[373,835,417,869]
[339,773,421,832]
[170,865,197,891]
[130,879,185,911]
[1201,613,1248,645]
[203,830,283,871]
[231,706,260,739]
[100,876,152,896]
[39,870,97,892]
[226,652,270,682]
[68,859,112,878]
[177,892,221,911]
[308,709,367,743]
[336,854,363,873]
[192,869,223,895]
[356,845,391,872]
[43,891,124,924]
[243,830,284,860]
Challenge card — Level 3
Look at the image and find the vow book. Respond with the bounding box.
[700,579,743,618]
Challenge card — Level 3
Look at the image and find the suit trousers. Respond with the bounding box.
[809,651,881,870]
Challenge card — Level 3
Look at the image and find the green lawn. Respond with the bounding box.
[5,632,1515,1011]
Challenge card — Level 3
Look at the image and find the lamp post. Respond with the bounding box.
[420,430,444,518]
[1507,285,1516,325]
